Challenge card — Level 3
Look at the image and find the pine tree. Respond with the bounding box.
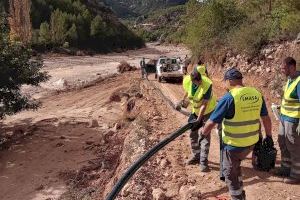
[38,22,51,44]
[50,9,67,45]
[90,15,106,37]
[67,23,78,41]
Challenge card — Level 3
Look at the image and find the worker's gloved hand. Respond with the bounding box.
[296,122,300,135]
[263,136,274,148]
[253,136,263,153]
[189,119,203,132]
[175,100,183,111]
[181,99,189,108]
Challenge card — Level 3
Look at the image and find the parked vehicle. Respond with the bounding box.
[155,56,184,82]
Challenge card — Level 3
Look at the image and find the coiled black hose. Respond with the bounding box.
[105,122,193,200]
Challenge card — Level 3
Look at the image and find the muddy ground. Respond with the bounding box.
[0,44,299,200]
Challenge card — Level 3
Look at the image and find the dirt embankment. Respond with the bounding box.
[0,73,144,200]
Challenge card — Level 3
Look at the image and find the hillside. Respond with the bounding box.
[8,0,144,52]
[103,0,188,18]
[132,5,186,43]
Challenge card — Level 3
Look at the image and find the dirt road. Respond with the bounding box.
[0,44,299,200]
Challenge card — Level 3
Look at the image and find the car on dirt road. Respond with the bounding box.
[155,56,184,82]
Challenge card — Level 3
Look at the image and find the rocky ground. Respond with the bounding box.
[0,43,300,200]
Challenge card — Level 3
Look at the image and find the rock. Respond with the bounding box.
[35,184,44,191]
[173,173,181,179]
[53,78,68,90]
[163,172,170,177]
[264,48,273,55]
[112,123,121,131]
[152,188,167,200]
[109,93,121,102]
[256,67,262,74]
[76,50,85,56]
[260,60,265,65]
[104,130,115,142]
[160,158,170,168]
[296,32,300,44]
[139,189,147,196]
[88,119,99,128]
[267,55,274,60]
[278,44,284,50]
[55,142,64,147]
[118,61,137,73]
[266,67,271,73]
[85,141,94,145]
[153,116,161,120]
[179,185,202,200]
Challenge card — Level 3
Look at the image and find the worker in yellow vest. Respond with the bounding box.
[177,67,217,172]
[180,59,208,106]
[275,57,300,184]
[201,68,273,200]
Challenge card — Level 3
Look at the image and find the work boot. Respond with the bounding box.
[273,167,290,177]
[200,165,209,172]
[284,177,300,184]
[230,190,246,200]
[186,156,200,165]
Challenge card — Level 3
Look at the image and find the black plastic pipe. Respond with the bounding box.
[105,122,193,200]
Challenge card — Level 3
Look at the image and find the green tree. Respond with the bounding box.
[90,15,106,37]
[50,9,67,45]
[38,22,51,44]
[0,15,49,118]
[67,23,78,41]
[185,0,246,56]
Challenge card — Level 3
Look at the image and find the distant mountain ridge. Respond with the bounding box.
[102,0,188,18]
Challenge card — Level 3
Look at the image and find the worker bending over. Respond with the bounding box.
[178,67,217,172]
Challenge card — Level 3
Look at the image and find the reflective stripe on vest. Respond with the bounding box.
[196,65,207,77]
[281,76,300,119]
[183,75,216,115]
[222,87,262,147]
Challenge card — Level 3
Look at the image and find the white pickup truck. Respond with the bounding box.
[155,56,184,82]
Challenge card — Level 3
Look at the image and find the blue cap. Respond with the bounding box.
[224,68,243,80]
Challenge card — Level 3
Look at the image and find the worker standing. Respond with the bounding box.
[201,68,273,200]
[177,67,217,172]
[276,57,300,184]
[140,57,148,80]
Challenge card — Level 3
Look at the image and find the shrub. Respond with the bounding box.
[185,0,246,56]
[0,15,49,118]
[229,20,269,56]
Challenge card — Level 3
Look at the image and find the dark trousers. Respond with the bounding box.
[188,113,211,166]
[141,67,147,79]
[222,146,253,200]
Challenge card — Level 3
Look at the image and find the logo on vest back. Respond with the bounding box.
[240,93,260,104]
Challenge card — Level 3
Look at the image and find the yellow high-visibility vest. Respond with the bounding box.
[222,87,262,147]
[183,75,216,115]
[281,76,300,119]
[196,65,207,77]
